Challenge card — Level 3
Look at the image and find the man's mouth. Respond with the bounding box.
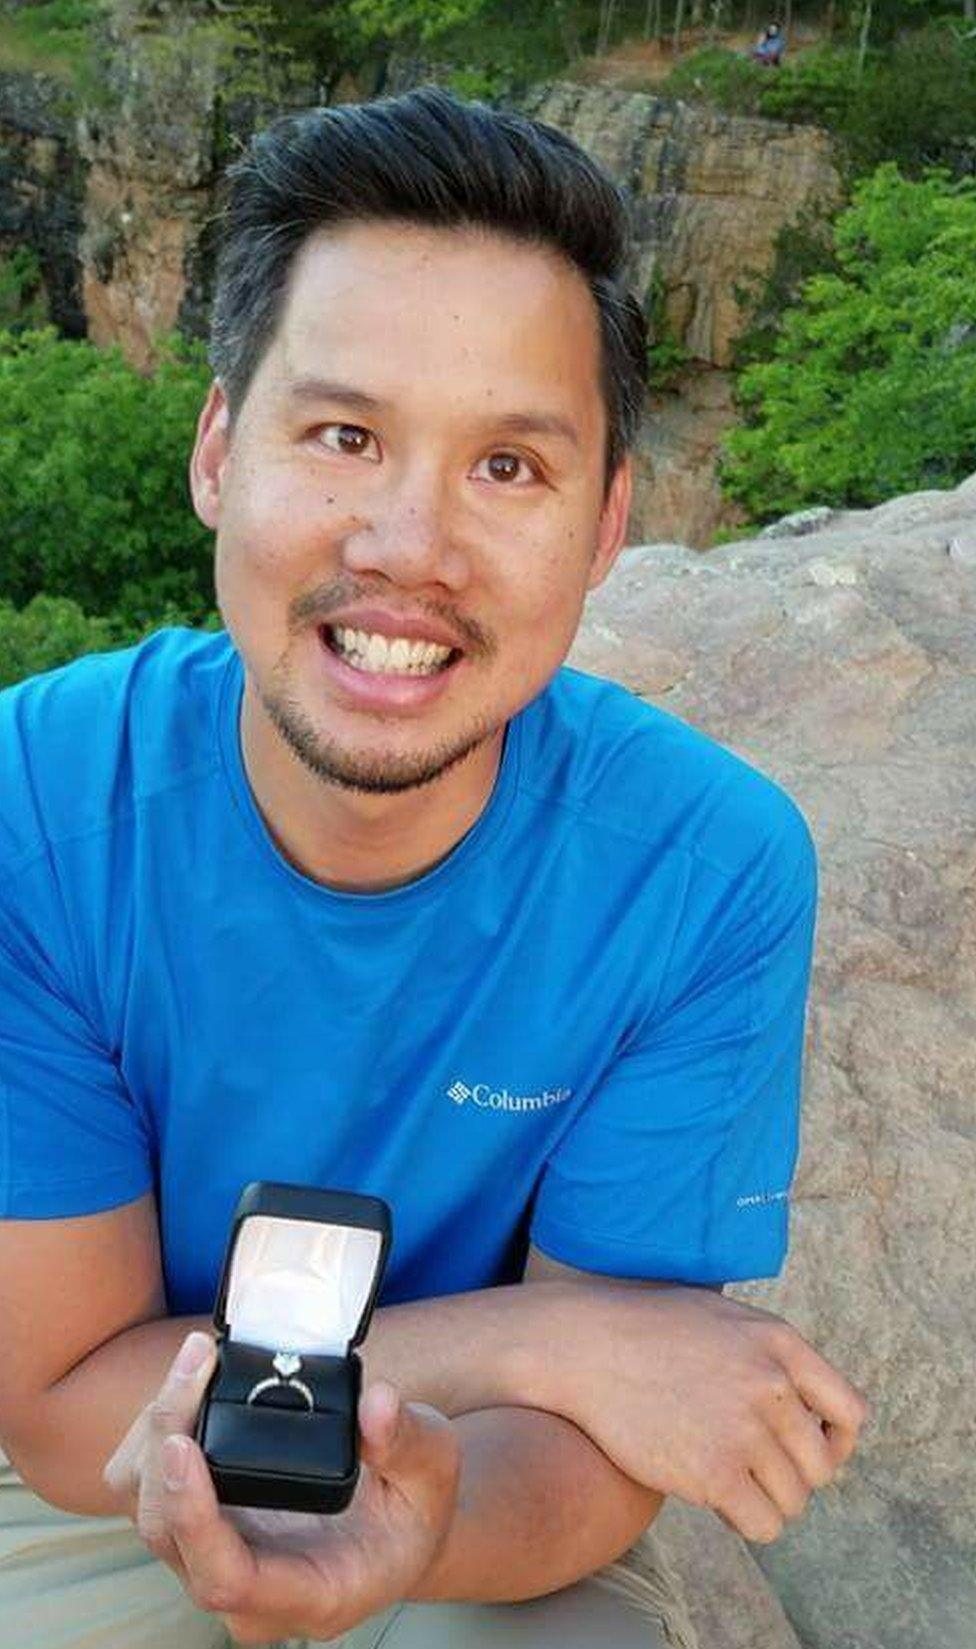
[319,624,462,678]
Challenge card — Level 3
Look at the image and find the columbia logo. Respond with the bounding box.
[445,1078,573,1115]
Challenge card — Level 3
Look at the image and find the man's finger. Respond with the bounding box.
[748,1437,811,1522]
[163,1434,259,1615]
[786,1342,869,1466]
[148,1332,218,1439]
[168,1441,345,1640]
[714,1472,784,1545]
[768,1396,837,1489]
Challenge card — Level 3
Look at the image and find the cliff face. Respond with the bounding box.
[0,68,85,335]
[523,82,841,370]
[521,83,842,544]
[74,16,223,368]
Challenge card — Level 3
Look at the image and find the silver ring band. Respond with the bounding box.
[246,1375,315,1412]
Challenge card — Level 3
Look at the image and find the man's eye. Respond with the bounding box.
[317,424,381,461]
[473,451,536,485]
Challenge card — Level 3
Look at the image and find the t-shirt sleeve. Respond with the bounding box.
[529,801,817,1284]
[0,866,153,1218]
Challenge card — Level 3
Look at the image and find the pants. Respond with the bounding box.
[0,1454,697,1649]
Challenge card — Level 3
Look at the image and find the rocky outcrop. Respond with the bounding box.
[521,82,841,370]
[77,10,237,366]
[0,67,85,334]
[522,83,842,545]
[628,365,742,547]
[571,475,976,1649]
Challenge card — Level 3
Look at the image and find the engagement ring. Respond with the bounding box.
[246,1350,315,1412]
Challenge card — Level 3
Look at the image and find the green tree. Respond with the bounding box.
[0,595,136,690]
[0,328,214,624]
[0,248,49,332]
[720,166,976,520]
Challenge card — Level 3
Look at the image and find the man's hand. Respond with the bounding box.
[104,1332,460,1645]
[534,1281,868,1544]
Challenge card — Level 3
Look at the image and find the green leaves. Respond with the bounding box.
[0,327,215,625]
[721,167,976,520]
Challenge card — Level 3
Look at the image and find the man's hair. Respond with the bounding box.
[208,86,647,484]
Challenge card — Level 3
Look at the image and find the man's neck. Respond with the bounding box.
[238,683,507,893]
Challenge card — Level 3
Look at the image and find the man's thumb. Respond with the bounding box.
[150,1331,217,1435]
[359,1380,458,1491]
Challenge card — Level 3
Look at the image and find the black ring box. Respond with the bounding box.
[195,1181,392,1513]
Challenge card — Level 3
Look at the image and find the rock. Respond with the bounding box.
[519,84,841,546]
[630,366,745,548]
[520,84,841,370]
[947,530,976,567]
[571,472,976,1649]
[806,558,858,587]
[760,506,838,539]
[0,68,86,336]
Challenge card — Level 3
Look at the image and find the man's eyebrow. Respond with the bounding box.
[285,376,581,449]
[285,377,383,413]
[490,412,581,451]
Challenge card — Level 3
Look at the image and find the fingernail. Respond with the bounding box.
[163,1435,190,1491]
[174,1332,210,1378]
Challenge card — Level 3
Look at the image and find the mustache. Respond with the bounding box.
[289,578,494,658]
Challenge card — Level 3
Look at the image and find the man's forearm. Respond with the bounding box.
[413,1405,662,1604]
[9,1282,579,1515]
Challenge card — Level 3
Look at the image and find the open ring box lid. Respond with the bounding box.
[197,1181,392,1513]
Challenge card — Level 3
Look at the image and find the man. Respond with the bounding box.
[0,88,865,1648]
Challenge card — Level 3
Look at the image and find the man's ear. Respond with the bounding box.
[587,455,632,592]
[189,380,232,531]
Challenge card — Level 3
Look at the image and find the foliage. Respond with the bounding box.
[0,327,215,625]
[720,166,976,520]
[661,46,772,115]
[732,204,840,369]
[0,248,49,332]
[661,28,976,178]
[0,594,132,689]
[435,0,588,101]
[643,267,691,392]
[839,27,976,175]
[757,43,862,127]
[0,0,96,78]
[0,594,219,690]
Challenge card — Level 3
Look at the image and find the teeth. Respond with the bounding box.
[331,626,453,675]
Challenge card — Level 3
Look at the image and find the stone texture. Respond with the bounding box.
[520,82,841,370]
[570,476,976,1649]
[653,1503,803,1649]
[521,83,841,543]
[0,67,85,334]
[629,365,745,548]
[75,8,226,367]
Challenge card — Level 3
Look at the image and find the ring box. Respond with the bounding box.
[195,1181,392,1513]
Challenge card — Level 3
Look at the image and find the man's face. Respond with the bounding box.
[191,220,630,795]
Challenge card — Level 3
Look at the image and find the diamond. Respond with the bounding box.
[273,1351,302,1377]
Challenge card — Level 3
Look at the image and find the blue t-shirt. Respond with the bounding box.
[0,628,816,1310]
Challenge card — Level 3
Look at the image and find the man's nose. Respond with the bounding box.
[340,465,469,590]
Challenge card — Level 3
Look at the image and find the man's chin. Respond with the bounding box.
[263,690,497,796]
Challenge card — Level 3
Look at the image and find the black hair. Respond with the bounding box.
[208,86,647,485]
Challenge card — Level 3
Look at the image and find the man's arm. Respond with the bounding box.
[414,1407,660,1602]
[0,1194,863,1529]
[0,1195,664,1628]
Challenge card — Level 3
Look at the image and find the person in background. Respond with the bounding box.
[752,21,786,65]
